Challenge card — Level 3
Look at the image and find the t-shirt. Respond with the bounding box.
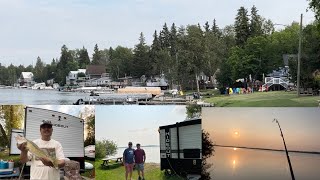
[134,149,145,164]
[27,139,65,180]
[123,148,135,164]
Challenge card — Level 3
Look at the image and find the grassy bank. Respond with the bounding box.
[95,159,184,180]
[202,91,320,107]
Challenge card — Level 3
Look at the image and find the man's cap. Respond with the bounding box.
[40,121,52,128]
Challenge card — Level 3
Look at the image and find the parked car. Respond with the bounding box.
[85,145,95,159]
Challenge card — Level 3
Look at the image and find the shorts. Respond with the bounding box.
[125,163,134,172]
[136,163,144,171]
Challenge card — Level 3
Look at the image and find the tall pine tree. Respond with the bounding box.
[249,5,263,37]
[78,46,90,68]
[133,32,150,77]
[235,7,250,46]
[212,19,221,37]
[92,44,105,65]
[159,23,170,49]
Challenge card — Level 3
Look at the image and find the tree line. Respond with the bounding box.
[1,4,319,90]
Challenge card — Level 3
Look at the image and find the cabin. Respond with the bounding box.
[159,118,202,176]
[18,72,35,87]
[65,69,86,85]
[86,65,106,79]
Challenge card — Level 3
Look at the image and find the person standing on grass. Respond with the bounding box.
[134,143,146,180]
[123,142,135,180]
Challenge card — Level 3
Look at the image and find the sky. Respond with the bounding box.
[95,105,187,147]
[202,107,320,152]
[0,0,315,66]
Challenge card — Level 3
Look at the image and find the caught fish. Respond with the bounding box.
[15,135,59,169]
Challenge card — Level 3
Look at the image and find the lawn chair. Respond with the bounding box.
[307,88,313,96]
[299,88,305,95]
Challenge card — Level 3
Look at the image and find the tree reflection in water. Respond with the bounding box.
[201,130,215,180]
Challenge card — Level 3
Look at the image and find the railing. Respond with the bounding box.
[262,77,289,90]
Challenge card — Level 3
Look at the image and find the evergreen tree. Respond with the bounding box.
[33,56,46,83]
[159,23,170,49]
[204,21,210,33]
[150,30,161,75]
[78,46,90,68]
[212,19,222,37]
[169,23,178,56]
[133,32,150,77]
[151,30,161,52]
[92,44,104,65]
[235,7,250,46]
[249,5,263,37]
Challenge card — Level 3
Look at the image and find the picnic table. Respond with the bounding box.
[101,157,123,167]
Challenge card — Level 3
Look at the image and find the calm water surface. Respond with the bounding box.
[208,147,320,180]
[0,89,86,104]
[112,146,160,163]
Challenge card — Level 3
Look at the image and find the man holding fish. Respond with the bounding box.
[16,121,65,180]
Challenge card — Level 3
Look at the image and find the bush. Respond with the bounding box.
[95,139,117,159]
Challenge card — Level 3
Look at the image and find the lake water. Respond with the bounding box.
[111,146,160,163]
[0,89,86,105]
[203,108,320,180]
[207,147,320,180]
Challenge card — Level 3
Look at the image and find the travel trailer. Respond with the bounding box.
[159,118,202,176]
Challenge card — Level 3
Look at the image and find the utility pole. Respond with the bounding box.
[273,119,295,180]
[297,14,303,97]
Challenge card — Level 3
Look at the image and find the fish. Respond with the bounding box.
[15,135,59,169]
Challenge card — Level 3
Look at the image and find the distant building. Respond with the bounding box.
[47,78,54,86]
[18,72,35,87]
[66,69,86,85]
[86,65,106,79]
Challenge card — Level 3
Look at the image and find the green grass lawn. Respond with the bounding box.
[203,91,320,107]
[82,158,95,178]
[95,159,184,180]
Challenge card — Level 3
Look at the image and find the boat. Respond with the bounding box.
[31,83,54,90]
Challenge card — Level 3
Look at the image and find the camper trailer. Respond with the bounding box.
[9,129,24,155]
[159,118,202,176]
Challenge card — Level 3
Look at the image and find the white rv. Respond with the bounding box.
[159,118,202,176]
[10,107,85,172]
[9,129,24,155]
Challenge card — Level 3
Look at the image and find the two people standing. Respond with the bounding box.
[123,142,146,180]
